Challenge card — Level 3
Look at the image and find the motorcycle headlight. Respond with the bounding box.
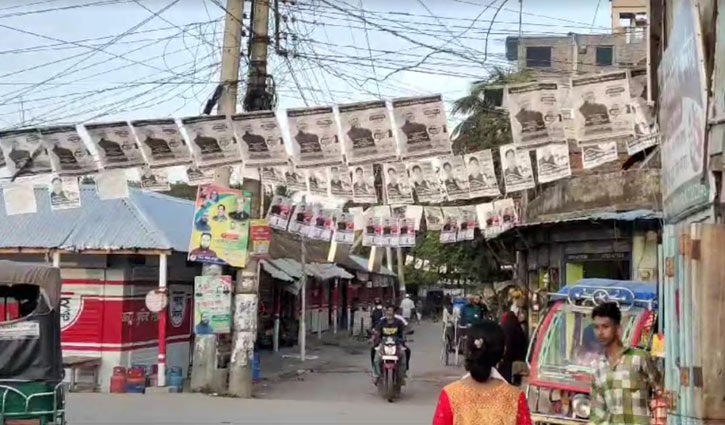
[571,394,591,419]
[384,346,396,355]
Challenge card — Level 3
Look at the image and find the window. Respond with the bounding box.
[526,47,552,68]
[596,46,613,66]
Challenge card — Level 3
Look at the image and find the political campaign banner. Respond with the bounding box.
[436,155,469,201]
[392,95,452,160]
[407,160,444,203]
[140,167,170,192]
[363,214,377,247]
[535,142,571,183]
[440,207,460,244]
[0,129,53,177]
[266,195,294,230]
[494,198,518,230]
[338,100,397,165]
[505,82,566,147]
[581,141,618,169]
[283,165,307,192]
[570,71,634,145]
[260,166,287,186]
[288,201,312,236]
[349,207,365,232]
[181,116,241,168]
[186,165,214,186]
[249,219,271,257]
[363,206,390,247]
[287,106,342,168]
[351,164,377,204]
[308,205,335,241]
[476,202,498,238]
[457,205,477,241]
[131,118,192,168]
[193,275,232,335]
[84,122,146,170]
[391,204,424,232]
[328,165,353,199]
[383,162,413,204]
[306,168,329,196]
[230,111,288,167]
[464,149,500,198]
[48,176,81,211]
[499,144,535,193]
[333,211,355,244]
[188,184,251,268]
[96,170,129,200]
[424,206,444,231]
[398,218,416,247]
[2,182,37,215]
[39,126,97,176]
[384,217,400,247]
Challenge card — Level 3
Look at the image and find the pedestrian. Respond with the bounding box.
[432,321,533,425]
[590,302,661,425]
[400,294,415,322]
[415,298,423,323]
[500,300,528,385]
[460,295,482,326]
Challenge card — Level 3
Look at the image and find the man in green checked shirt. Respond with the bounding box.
[590,302,661,425]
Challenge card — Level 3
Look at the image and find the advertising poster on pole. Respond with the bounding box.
[140,167,170,192]
[84,122,146,170]
[328,165,353,199]
[283,165,307,192]
[499,144,535,193]
[48,176,81,211]
[287,106,342,168]
[393,95,452,160]
[383,162,413,204]
[130,118,192,168]
[407,160,443,203]
[570,71,634,145]
[338,100,397,165]
[188,184,251,268]
[181,116,241,168]
[440,207,460,244]
[230,110,288,167]
[581,142,618,169]
[424,206,444,231]
[504,82,566,147]
[40,126,97,176]
[437,155,470,201]
[306,168,329,196]
[266,195,294,230]
[351,164,377,204]
[464,149,500,198]
[193,275,232,335]
[333,211,355,244]
[535,142,571,183]
[0,129,53,177]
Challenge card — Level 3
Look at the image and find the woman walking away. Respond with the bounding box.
[432,321,533,425]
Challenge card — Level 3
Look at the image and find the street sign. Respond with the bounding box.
[145,289,168,313]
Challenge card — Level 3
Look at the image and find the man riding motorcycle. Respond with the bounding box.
[371,305,409,384]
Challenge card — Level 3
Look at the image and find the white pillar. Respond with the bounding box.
[52,251,60,268]
[157,254,168,387]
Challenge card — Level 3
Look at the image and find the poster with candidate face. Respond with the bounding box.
[582,141,618,169]
[351,164,377,204]
[535,142,571,183]
[328,165,353,199]
[505,82,566,147]
[288,201,312,236]
[306,168,329,196]
[309,206,335,241]
[424,206,445,231]
[338,100,397,165]
[48,175,81,211]
[261,166,287,186]
[383,162,413,204]
[437,156,470,201]
[181,116,241,168]
[186,165,214,186]
[39,126,97,176]
[476,202,500,239]
[457,205,477,241]
[494,198,517,231]
[398,218,416,247]
[0,129,53,177]
[499,144,535,193]
[393,95,452,160]
[140,167,171,192]
[464,150,500,198]
[266,195,294,230]
[407,160,444,203]
[333,211,355,244]
[440,207,460,244]
[131,118,192,168]
[570,71,634,145]
[283,165,307,192]
[84,122,146,170]
[287,106,342,168]
[231,111,288,167]
[391,204,424,232]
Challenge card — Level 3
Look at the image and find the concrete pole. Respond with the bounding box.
[51,251,60,268]
[396,248,406,296]
[273,287,280,352]
[244,0,272,111]
[300,232,307,361]
[157,254,168,387]
[333,278,339,335]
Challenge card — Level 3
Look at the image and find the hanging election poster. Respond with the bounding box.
[84,122,146,169]
[500,144,535,193]
[39,126,97,176]
[334,211,355,244]
[424,206,444,231]
[180,116,241,168]
[351,164,377,204]
[130,118,192,168]
[267,195,294,230]
[306,168,329,196]
[440,207,460,244]
[287,106,342,168]
[581,141,618,169]
[249,219,271,257]
[338,100,397,165]
[626,102,659,156]
[494,198,518,231]
[535,142,571,183]
[457,205,477,241]
[464,149,500,198]
[0,129,53,177]
[288,201,311,235]
[383,162,414,204]
[363,214,377,247]
[309,206,335,241]
[570,71,634,145]
[349,206,365,231]
[186,165,214,185]
[393,95,452,160]
[283,165,306,192]
[438,155,470,201]
[407,160,444,203]
[2,182,37,216]
[140,167,170,192]
[385,217,400,247]
[96,170,129,200]
[329,165,353,199]
[629,67,649,104]
[193,275,232,335]
[398,218,416,247]
[49,176,81,211]
[391,204,424,232]
[476,202,497,238]
[505,82,566,147]
[230,111,288,167]
[188,184,251,268]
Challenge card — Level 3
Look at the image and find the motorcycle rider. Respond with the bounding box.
[372,304,408,384]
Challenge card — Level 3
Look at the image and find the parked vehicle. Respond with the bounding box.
[376,336,404,402]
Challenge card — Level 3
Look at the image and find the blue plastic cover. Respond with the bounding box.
[552,278,657,308]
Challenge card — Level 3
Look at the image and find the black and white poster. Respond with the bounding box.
[349,206,365,231]
[383,163,413,204]
[351,164,377,204]
[391,204,424,232]
[96,169,129,200]
[267,195,294,230]
[570,71,634,145]
[84,122,146,170]
[437,156,469,201]
[2,182,37,215]
[283,165,307,192]
[306,168,329,196]
[0,129,53,177]
[499,144,535,193]
[328,165,353,199]
[505,82,566,147]
[407,160,443,203]
[287,106,342,168]
[535,142,571,183]
[582,142,618,169]
[626,103,658,155]
[186,165,214,186]
[424,206,444,231]
[49,176,81,211]
[457,205,477,241]
[230,111,288,167]
[181,116,241,168]
[261,166,287,186]
[392,95,452,160]
[131,119,192,168]
[140,167,170,192]
[333,211,355,244]
[338,100,397,165]
[440,207,460,244]
[464,150,500,198]
[40,126,97,176]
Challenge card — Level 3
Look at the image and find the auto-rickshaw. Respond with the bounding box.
[526,279,658,425]
[0,261,65,425]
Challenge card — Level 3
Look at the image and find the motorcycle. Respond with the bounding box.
[376,336,404,402]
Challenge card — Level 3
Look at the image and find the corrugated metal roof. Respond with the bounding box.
[260,260,295,282]
[264,258,353,281]
[522,209,663,228]
[0,186,194,252]
[347,255,397,276]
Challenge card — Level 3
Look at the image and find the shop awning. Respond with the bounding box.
[260,259,295,282]
[263,258,354,281]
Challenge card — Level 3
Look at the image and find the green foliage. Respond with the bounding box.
[163,183,198,201]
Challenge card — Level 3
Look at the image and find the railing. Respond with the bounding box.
[0,382,65,424]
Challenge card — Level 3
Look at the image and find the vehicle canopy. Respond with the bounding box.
[0,260,63,383]
[550,278,657,310]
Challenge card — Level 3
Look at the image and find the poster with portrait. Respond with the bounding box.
[40,125,97,176]
[363,214,377,247]
[391,204,424,232]
[333,211,355,244]
[140,167,170,192]
[193,275,232,335]
[288,201,314,236]
[131,118,192,168]
[181,116,241,168]
[570,71,634,145]
[306,168,329,196]
[266,195,294,230]
[309,206,335,241]
[349,207,365,232]
[188,184,251,268]
[505,82,566,147]
[499,144,535,193]
[437,156,470,201]
[351,164,377,204]
[476,202,499,238]
[383,162,413,204]
[384,217,400,247]
[626,102,658,155]
[260,166,286,186]
[84,122,146,170]
[407,160,443,203]
[494,198,518,231]
[48,176,81,211]
[393,95,452,160]
[186,165,214,185]
[440,207,460,244]
[338,100,397,165]
[398,218,416,247]
[457,205,477,241]
[424,206,444,231]
[535,142,571,183]
[464,149,500,198]
[0,129,53,177]
[287,106,342,168]
[283,165,306,192]
[328,165,353,199]
[581,142,618,169]
[230,111,288,167]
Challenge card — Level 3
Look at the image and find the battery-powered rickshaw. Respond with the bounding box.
[526,279,659,425]
[0,261,66,425]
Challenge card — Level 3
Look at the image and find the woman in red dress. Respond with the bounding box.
[432,321,533,425]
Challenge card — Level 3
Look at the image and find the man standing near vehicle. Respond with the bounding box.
[591,302,661,425]
[460,295,482,326]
